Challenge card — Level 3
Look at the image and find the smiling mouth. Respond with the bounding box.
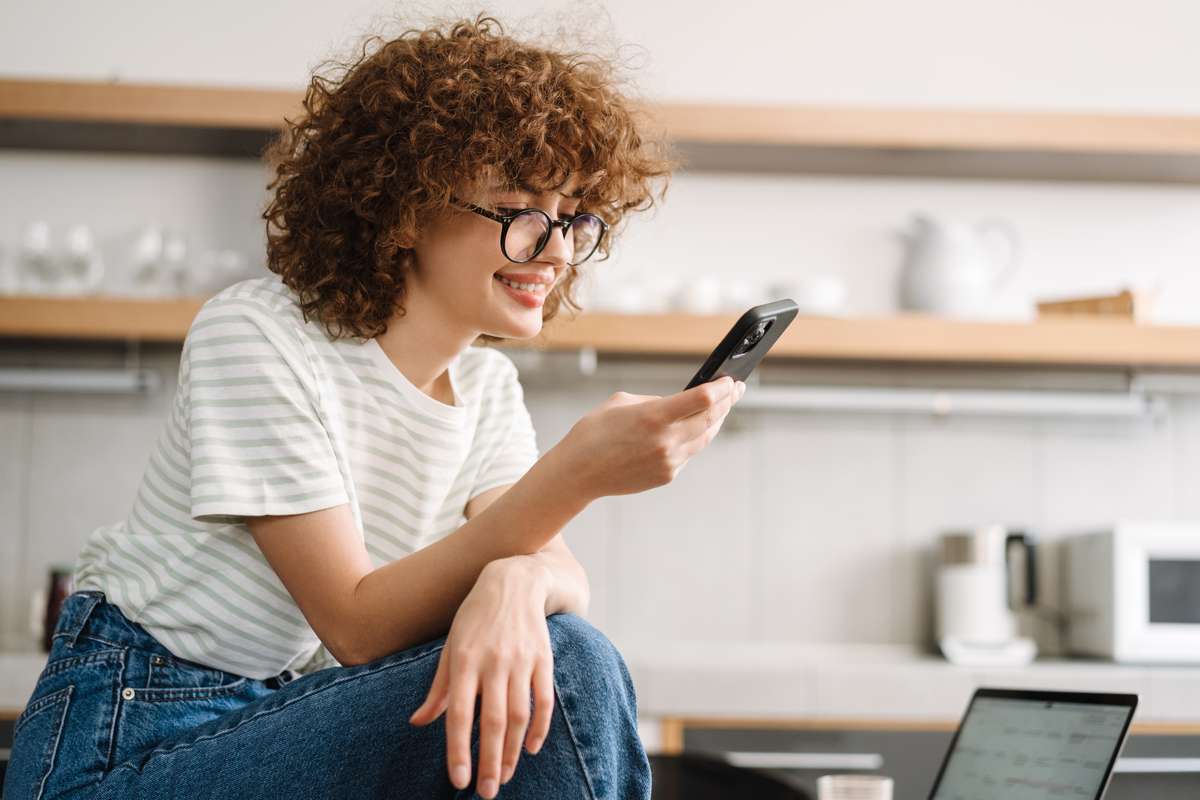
[494,274,547,293]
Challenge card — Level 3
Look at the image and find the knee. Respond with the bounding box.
[546,613,635,696]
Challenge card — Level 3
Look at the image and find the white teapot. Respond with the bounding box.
[897,213,1020,317]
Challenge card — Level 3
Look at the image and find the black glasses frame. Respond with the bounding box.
[452,198,609,266]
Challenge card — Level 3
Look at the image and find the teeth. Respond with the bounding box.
[496,275,545,292]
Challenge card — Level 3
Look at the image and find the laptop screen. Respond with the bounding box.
[929,690,1137,800]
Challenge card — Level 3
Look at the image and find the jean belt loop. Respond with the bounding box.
[62,591,105,648]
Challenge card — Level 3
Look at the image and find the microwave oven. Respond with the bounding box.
[1065,522,1200,663]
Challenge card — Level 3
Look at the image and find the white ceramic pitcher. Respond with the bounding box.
[897,213,1020,317]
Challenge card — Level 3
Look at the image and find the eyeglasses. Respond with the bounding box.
[452,197,609,266]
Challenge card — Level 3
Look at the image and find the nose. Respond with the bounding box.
[537,220,575,267]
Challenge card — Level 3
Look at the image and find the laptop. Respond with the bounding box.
[927,688,1138,800]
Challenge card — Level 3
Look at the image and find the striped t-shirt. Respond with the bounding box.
[75,275,540,679]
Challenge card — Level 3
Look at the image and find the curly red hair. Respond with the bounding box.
[261,12,679,342]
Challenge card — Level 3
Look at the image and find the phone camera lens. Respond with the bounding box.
[743,321,768,348]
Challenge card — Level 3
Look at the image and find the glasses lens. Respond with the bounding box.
[502,209,551,263]
[568,214,604,266]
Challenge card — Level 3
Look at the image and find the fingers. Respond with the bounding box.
[409,646,450,727]
[680,410,729,460]
[500,672,531,785]
[673,380,741,443]
[525,654,554,755]
[476,671,509,799]
[445,664,479,791]
[657,376,736,422]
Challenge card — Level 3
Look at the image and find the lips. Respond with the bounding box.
[494,274,547,308]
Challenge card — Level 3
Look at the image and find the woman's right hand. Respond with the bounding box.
[555,376,745,500]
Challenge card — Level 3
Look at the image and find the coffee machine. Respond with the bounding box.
[936,524,1038,666]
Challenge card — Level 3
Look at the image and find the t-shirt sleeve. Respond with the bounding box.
[470,356,540,500]
[183,297,349,524]
[291,643,343,674]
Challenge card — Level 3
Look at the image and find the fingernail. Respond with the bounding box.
[480,778,498,797]
[452,765,469,788]
[502,764,514,782]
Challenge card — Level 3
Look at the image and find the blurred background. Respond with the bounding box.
[2,2,1200,797]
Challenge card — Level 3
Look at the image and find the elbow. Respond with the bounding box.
[326,635,371,667]
[322,619,379,667]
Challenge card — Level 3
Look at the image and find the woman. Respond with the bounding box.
[4,13,744,800]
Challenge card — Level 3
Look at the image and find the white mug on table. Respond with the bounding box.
[817,774,893,800]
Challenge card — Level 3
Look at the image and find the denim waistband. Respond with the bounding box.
[54,590,174,659]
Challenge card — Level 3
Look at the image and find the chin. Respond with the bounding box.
[483,313,543,340]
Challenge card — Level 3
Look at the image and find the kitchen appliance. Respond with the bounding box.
[936,524,1038,666]
[1064,521,1200,663]
[897,213,1020,317]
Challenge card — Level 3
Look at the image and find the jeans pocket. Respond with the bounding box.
[5,687,72,800]
[111,652,261,768]
[140,651,250,699]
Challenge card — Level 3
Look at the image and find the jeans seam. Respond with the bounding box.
[40,649,124,679]
[13,686,72,737]
[35,681,73,800]
[105,642,446,777]
[551,667,599,800]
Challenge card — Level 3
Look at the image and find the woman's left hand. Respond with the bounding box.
[408,555,555,799]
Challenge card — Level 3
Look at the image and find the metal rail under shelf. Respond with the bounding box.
[0,367,161,394]
[733,385,1166,419]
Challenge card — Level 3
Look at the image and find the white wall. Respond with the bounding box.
[2,1,1199,654]
[4,0,1200,113]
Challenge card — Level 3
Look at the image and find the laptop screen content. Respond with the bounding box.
[930,695,1134,800]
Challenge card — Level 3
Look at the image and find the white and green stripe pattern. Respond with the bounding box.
[75,276,540,679]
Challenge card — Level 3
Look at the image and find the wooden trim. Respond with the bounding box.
[642,103,1200,154]
[7,296,1200,368]
[537,311,1200,368]
[0,294,206,342]
[662,715,1200,737]
[0,78,301,130]
[659,718,686,755]
[4,78,1200,156]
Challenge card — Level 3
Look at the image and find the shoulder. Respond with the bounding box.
[197,275,304,322]
[188,276,310,347]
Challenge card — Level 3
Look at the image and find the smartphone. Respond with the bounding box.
[684,299,799,390]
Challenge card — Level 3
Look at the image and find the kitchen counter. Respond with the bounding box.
[5,642,1200,727]
[610,641,1200,728]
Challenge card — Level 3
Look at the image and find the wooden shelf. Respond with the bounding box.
[643,103,1200,155]
[0,78,301,129]
[539,312,1200,368]
[4,78,1200,179]
[5,294,1200,368]
[4,78,1198,153]
[0,294,207,342]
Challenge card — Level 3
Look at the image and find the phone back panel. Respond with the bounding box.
[684,300,799,389]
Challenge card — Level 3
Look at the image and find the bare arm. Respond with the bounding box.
[248,378,739,666]
[248,442,590,665]
[465,485,590,618]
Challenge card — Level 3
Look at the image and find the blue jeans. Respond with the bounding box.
[3,591,651,799]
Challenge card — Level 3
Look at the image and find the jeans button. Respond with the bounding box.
[122,688,135,700]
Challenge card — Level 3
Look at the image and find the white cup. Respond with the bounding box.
[769,273,848,315]
[672,274,723,313]
[817,774,893,800]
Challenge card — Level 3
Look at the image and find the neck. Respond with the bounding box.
[373,289,477,399]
